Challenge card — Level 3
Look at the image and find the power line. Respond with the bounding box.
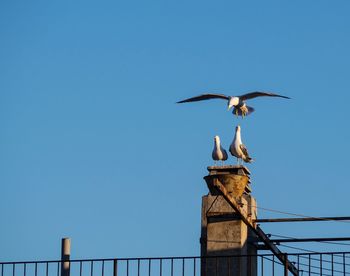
[256,216,350,223]
[278,244,319,253]
[262,255,350,276]
[271,234,350,246]
[256,206,350,224]
[240,202,350,224]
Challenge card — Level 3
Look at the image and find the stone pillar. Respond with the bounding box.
[200,166,257,276]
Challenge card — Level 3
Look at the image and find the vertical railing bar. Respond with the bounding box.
[12,264,15,276]
[331,254,334,275]
[297,255,299,274]
[102,260,104,276]
[227,257,230,276]
[126,260,129,276]
[320,254,322,276]
[171,259,174,276]
[160,259,162,276]
[182,259,185,276]
[148,259,151,276]
[1,263,3,276]
[194,258,196,276]
[284,254,288,276]
[344,253,346,276]
[249,255,252,273]
[24,263,26,276]
[137,259,140,276]
[90,261,93,276]
[261,256,264,276]
[35,263,38,276]
[272,255,275,276]
[309,254,311,276]
[113,260,118,276]
[215,257,217,276]
[57,262,60,276]
[80,261,82,276]
[46,262,49,276]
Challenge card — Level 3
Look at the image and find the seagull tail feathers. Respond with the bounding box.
[232,106,255,116]
[244,157,254,163]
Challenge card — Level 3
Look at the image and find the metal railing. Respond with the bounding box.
[1,252,350,276]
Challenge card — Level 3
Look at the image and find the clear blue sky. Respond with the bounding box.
[1,0,350,261]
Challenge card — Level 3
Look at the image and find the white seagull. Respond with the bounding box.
[177,92,290,117]
[212,136,228,165]
[229,125,253,164]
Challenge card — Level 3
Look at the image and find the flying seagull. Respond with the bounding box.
[229,125,253,164]
[177,92,290,117]
[212,135,228,165]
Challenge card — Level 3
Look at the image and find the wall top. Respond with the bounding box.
[205,165,252,197]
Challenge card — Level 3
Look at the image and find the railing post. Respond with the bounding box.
[284,254,288,276]
[61,238,71,276]
[113,260,118,276]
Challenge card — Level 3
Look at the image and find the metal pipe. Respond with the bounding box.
[61,238,70,276]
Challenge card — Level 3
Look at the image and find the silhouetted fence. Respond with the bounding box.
[1,252,350,276]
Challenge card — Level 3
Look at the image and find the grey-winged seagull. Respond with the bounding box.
[212,136,228,165]
[229,125,253,164]
[177,92,290,117]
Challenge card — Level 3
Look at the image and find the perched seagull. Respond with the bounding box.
[229,125,253,164]
[177,92,290,117]
[212,135,228,165]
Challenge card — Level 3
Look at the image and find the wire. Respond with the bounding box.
[251,205,350,224]
[297,254,350,268]
[261,256,330,276]
[261,256,350,276]
[238,201,350,224]
[279,244,350,260]
[297,261,348,276]
[279,244,320,253]
[271,233,350,247]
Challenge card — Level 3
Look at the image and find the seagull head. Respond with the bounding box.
[214,136,222,146]
[228,97,239,110]
[235,125,241,132]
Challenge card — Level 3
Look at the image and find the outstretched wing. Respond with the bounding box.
[239,92,290,101]
[177,93,229,103]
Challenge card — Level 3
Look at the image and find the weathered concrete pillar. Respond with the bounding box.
[201,166,257,276]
